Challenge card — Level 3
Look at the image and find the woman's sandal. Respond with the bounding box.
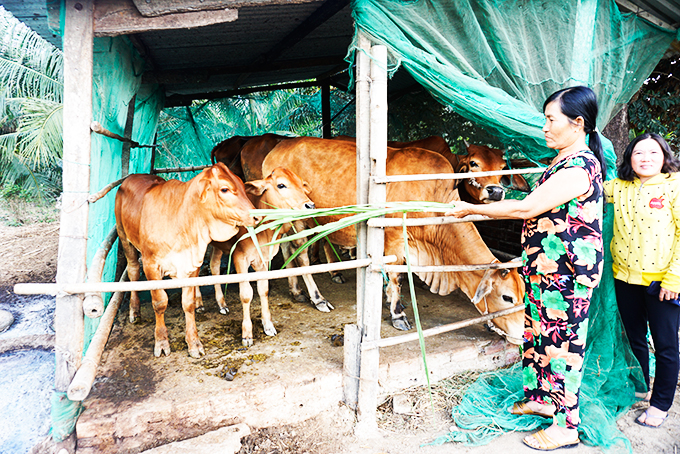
[522,429,580,451]
[635,409,668,428]
[508,401,553,418]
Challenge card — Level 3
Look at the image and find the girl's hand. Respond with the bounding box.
[659,286,678,301]
[444,200,475,218]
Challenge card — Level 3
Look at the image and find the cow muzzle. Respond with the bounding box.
[481,185,505,203]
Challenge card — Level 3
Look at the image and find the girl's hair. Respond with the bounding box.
[543,86,607,180]
[617,133,680,181]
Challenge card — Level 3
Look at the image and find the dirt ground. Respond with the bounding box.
[2,222,679,454]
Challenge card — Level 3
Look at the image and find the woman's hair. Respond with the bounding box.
[617,133,680,181]
[543,86,606,180]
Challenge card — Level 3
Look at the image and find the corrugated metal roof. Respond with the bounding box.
[2,1,678,106]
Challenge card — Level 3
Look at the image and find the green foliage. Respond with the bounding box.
[628,57,680,152]
[0,6,63,203]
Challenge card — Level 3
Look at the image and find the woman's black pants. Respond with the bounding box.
[615,279,680,412]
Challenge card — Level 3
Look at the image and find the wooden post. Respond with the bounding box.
[54,0,94,450]
[120,94,136,178]
[321,83,331,138]
[356,43,388,434]
[343,31,371,411]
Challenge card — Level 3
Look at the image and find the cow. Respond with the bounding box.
[239,133,334,312]
[450,143,530,204]
[210,135,255,181]
[196,167,317,346]
[240,133,291,181]
[114,163,257,358]
[262,137,525,343]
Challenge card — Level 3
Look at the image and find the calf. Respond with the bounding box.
[115,163,256,358]
[205,168,316,346]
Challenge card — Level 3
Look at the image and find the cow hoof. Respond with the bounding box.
[219,307,229,315]
[314,300,334,312]
[392,316,412,331]
[331,273,346,284]
[196,306,205,314]
[242,338,254,347]
[263,322,277,337]
[154,340,171,357]
[292,292,310,304]
[129,314,140,324]
[188,341,205,358]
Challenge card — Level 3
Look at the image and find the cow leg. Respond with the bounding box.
[194,286,204,313]
[181,269,205,358]
[290,238,334,312]
[210,246,229,314]
[281,240,310,304]
[252,261,277,338]
[235,258,255,347]
[323,241,346,284]
[120,239,142,323]
[144,265,172,357]
[387,271,411,331]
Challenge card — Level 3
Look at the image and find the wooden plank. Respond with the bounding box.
[54,0,94,450]
[132,0,317,17]
[322,83,331,138]
[121,94,136,178]
[372,167,544,184]
[94,0,237,37]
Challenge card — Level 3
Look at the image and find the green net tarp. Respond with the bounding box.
[348,0,677,452]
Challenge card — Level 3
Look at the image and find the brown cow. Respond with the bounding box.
[210,135,255,181]
[450,143,530,204]
[198,167,316,346]
[115,163,257,358]
[240,133,291,181]
[262,137,525,343]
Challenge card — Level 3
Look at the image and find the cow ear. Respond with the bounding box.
[512,174,531,192]
[472,269,494,309]
[458,163,469,174]
[199,175,212,203]
[302,181,311,195]
[245,180,266,196]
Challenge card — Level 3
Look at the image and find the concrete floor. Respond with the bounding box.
[75,266,520,453]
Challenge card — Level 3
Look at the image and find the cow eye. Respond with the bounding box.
[502,295,514,303]
[277,183,287,190]
[470,161,479,168]
[220,187,230,194]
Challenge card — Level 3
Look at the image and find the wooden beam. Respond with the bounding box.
[164,79,343,107]
[143,55,346,85]
[93,0,238,37]
[234,0,350,87]
[322,83,331,138]
[131,0,314,17]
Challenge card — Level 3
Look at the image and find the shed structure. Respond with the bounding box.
[3,0,680,452]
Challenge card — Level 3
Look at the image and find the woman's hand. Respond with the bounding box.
[444,200,475,218]
[659,286,678,302]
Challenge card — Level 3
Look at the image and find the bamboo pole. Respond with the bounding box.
[367,214,490,227]
[344,31,371,412]
[372,167,544,184]
[68,270,128,401]
[90,121,157,148]
[152,164,211,174]
[376,261,521,273]
[87,176,128,203]
[14,257,395,296]
[82,227,118,318]
[357,43,388,434]
[360,305,524,351]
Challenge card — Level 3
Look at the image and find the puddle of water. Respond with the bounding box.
[0,295,55,454]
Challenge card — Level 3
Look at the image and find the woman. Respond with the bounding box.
[604,133,680,428]
[446,85,605,450]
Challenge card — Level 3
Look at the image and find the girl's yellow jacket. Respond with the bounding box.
[604,173,680,292]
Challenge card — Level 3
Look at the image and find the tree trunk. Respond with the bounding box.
[603,105,629,165]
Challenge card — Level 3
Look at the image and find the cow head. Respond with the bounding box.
[471,265,525,344]
[198,162,257,242]
[456,143,530,203]
[245,167,315,211]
